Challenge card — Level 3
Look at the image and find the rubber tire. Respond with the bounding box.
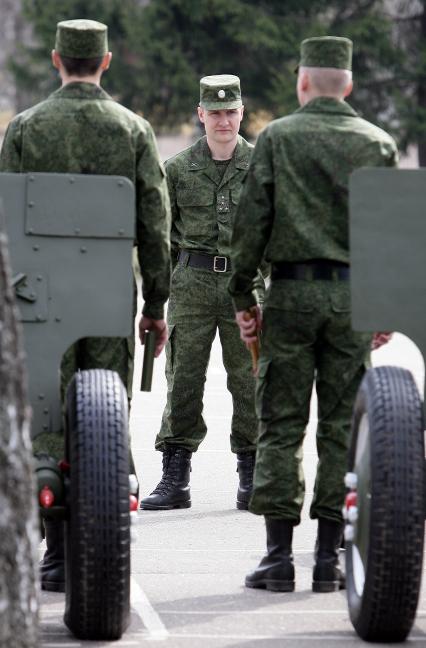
[346,366,424,643]
[64,369,130,640]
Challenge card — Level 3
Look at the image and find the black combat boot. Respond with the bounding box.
[312,518,345,592]
[236,451,256,510]
[40,519,65,592]
[245,517,295,592]
[139,446,192,510]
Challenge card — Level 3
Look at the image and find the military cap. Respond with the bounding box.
[55,19,108,59]
[297,36,353,71]
[200,75,242,110]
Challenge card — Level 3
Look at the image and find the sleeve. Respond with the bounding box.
[164,159,180,269]
[0,119,22,172]
[252,259,271,306]
[387,139,399,168]
[135,123,171,320]
[228,130,274,311]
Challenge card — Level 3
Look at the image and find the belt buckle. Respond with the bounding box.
[213,255,227,272]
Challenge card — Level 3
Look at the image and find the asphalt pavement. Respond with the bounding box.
[38,328,426,647]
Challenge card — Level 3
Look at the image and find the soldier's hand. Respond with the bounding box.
[371,331,393,350]
[235,306,262,346]
[139,316,168,357]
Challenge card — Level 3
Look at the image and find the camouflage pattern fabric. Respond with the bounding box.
[299,36,353,70]
[0,81,171,459]
[156,135,258,453]
[0,82,170,321]
[157,264,257,452]
[229,97,398,522]
[251,280,371,523]
[229,98,398,311]
[55,19,108,58]
[167,135,251,260]
[200,74,242,110]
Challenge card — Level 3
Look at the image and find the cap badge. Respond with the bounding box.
[218,89,226,99]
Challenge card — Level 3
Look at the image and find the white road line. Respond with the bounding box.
[156,610,348,615]
[155,609,426,616]
[132,548,319,553]
[131,577,169,641]
[42,644,81,647]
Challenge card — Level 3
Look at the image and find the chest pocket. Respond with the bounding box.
[231,186,243,205]
[176,188,215,236]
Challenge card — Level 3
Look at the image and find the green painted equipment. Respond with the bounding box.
[0,172,135,641]
[0,173,134,439]
[345,169,425,643]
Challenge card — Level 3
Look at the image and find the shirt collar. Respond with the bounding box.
[50,82,112,101]
[296,96,358,118]
[187,135,250,171]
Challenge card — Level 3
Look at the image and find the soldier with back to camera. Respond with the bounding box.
[0,18,171,593]
[229,36,397,593]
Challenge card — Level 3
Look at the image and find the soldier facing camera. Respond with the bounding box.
[139,74,264,512]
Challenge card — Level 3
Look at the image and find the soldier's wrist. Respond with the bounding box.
[142,302,165,320]
[232,293,257,313]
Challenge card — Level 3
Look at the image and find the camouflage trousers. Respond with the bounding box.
[250,279,371,524]
[156,263,258,453]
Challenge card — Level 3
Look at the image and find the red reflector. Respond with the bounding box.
[129,494,138,511]
[59,460,70,472]
[39,485,55,508]
[345,491,357,509]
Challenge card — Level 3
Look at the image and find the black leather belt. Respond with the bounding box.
[271,261,349,281]
[178,249,231,273]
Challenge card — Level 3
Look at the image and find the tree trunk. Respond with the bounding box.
[0,200,39,647]
[13,2,31,115]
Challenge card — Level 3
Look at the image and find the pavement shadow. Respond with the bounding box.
[221,630,360,647]
[224,626,426,647]
[152,589,327,631]
[136,508,245,526]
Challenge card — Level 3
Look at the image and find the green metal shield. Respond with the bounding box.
[0,173,135,438]
[350,168,426,407]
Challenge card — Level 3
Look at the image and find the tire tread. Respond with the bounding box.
[348,366,424,642]
[64,369,130,640]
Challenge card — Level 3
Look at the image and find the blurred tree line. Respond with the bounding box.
[9,0,426,162]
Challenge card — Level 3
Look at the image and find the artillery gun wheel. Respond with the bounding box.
[345,366,424,642]
[64,369,130,640]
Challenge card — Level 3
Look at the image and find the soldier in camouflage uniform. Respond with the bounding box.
[140,75,260,511]
[0,19,171,592]
[229,37,397,592]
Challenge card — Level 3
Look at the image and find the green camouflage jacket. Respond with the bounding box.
[165,135,252,260]
[229,97,398,311]
[0,82,171,320]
